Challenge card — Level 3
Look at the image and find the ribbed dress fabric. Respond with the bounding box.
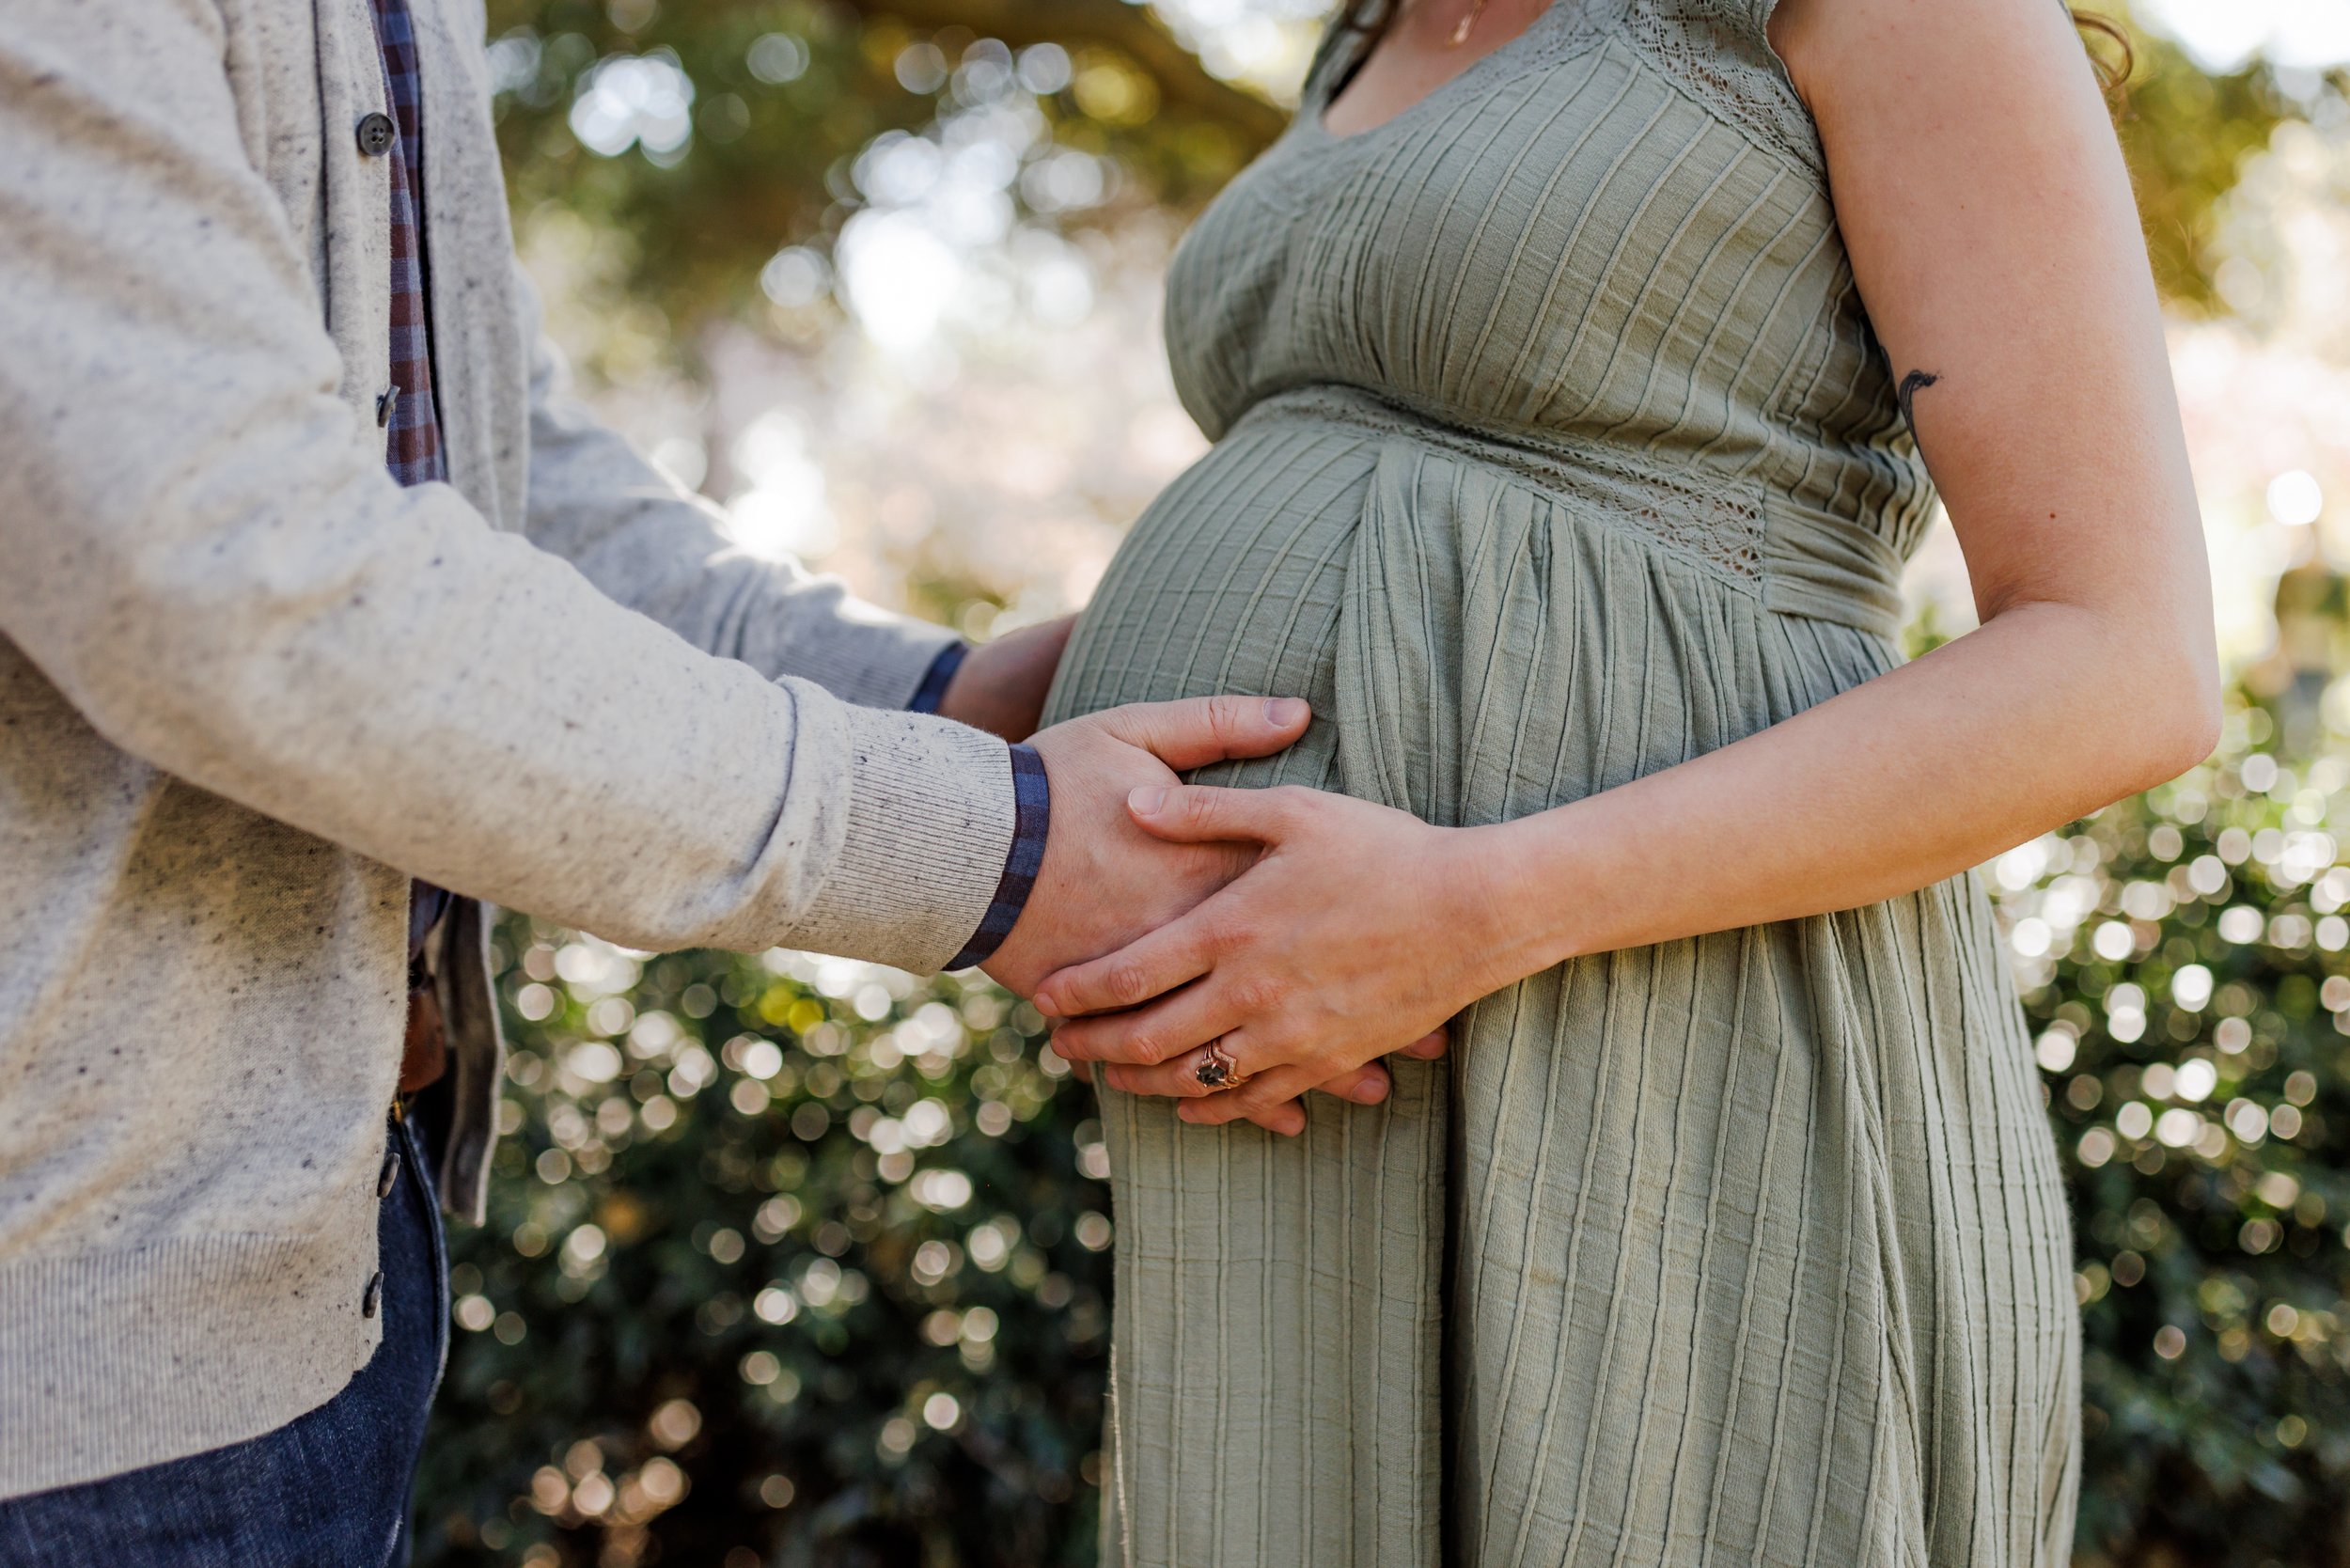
[1039,4,2080,1564]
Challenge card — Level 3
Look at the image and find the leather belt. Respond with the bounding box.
[400,956,448,1095]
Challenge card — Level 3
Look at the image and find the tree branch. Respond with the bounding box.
[836,0,1293,149]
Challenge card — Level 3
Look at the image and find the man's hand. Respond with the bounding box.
[936,617,1075,741]
[980,695,1302,996]
[981,696,1428,1130]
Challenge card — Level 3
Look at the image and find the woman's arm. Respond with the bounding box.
[1034,0,2220,1131]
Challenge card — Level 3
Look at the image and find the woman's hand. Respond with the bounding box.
[1056,1034,1449,1137]
[1035,784,1525,1132]
[981,700,1296,1001]
[986,698,1445,1135]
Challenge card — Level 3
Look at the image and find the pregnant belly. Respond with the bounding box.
[1043,399,1901,825]
[1042,415,1378,784]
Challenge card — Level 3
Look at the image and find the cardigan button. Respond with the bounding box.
[355,113,396,157]
[376,385,399,428]
[377,1149,401,1198]
[362,1271,384,1319]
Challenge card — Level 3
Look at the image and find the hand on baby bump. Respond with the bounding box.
[977,698,1449,1136]
[1036,782,1501,1137]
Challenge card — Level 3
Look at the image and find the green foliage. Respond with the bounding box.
[412,685,2350,1568]
[483,0,2319,354]
[414,940,1113,1566]
[1995,698,2350,1568]
[483,0,1278,341]
[2109,25,2291,316]
[489,0,931,336]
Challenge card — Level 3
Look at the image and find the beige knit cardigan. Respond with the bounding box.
[0,0,1018,1497]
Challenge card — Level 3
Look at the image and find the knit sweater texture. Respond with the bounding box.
[0,0,1016,1497]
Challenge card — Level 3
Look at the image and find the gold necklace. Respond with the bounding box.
[1447,0,1489,46]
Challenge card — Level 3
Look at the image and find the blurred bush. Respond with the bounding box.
[412,672,2350,1568]
[1998,693,2350,1568]
[413,945,1114,1567]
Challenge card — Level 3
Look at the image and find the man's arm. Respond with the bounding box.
[513,269,960,712]
[0,0,1008,969]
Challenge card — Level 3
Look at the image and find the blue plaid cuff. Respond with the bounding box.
[947,744,1049,970]
[906,642,967,715]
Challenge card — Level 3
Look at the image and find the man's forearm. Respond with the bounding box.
[0,0,1017,970]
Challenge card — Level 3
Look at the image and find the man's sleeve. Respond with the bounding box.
[944,743,1050,970]
[514,269,962,710]
[904,644,968,715]
[0,0,1011,972]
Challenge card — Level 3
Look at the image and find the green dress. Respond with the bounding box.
[1040,3,2080,1562]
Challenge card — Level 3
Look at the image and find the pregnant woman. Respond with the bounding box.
[1034,0,2217,1561]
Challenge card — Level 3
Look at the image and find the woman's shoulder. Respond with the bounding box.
[1599,0,1824,172]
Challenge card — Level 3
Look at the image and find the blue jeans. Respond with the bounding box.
[0,1110,448,1568]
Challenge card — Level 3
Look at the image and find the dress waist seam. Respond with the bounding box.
[1232,384,1906,640]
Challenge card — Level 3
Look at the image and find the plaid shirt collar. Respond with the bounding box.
[368,0,446,489]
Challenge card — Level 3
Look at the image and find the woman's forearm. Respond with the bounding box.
[1032,598,2218,1126]
[1470,599,2221,981]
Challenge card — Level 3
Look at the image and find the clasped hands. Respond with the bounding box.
[946,619,1517,1137]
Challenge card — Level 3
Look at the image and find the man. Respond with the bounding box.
[0,0,1324,1556]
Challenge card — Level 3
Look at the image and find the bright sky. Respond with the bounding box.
[1156,0,2350,96]
[2134,0,2350,71]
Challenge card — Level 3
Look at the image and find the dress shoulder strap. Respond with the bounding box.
[1294,0,1825,174]
[1606,0,1824,172]
[1298,5,1385,113]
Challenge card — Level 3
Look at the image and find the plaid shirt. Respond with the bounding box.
[947,742,1048,969]
[910,643,1049,969]
[369,0,444,488]
[366,0,452,976]
[360,8,1041,976]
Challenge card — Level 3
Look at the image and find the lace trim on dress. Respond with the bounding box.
[1247,385,1768,590]
[1297,0,1822,175]
[1614,0,1822,172]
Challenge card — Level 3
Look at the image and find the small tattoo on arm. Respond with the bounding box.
[1896,368,1940,433]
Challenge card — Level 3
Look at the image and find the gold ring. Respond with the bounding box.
[1194,1039,1249,1091]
